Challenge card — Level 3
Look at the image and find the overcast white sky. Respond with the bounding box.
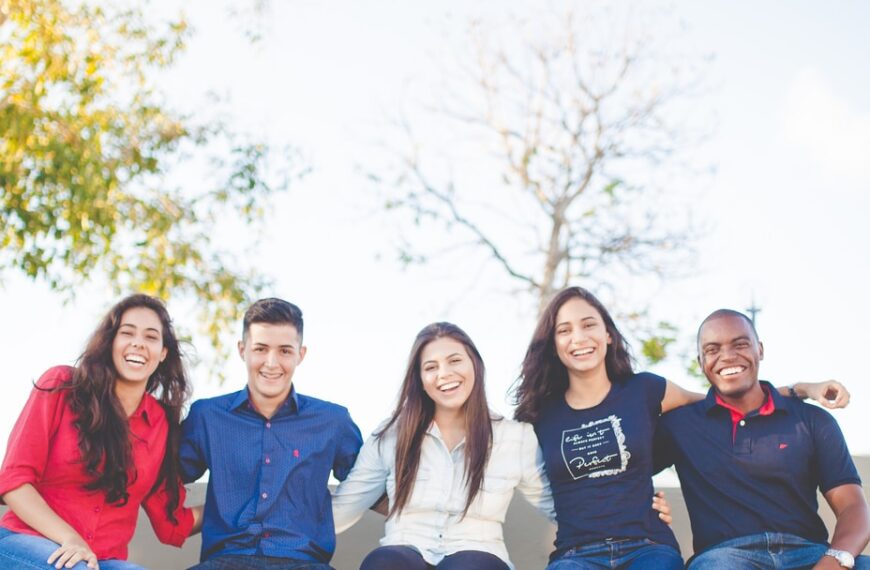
[1,0,868,466]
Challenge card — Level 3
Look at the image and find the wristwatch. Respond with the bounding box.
[824,548,855,568]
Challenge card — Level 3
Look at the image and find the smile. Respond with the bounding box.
[124,355,146,367]
[438,381,461,392]
[570,347,594,357]
[719,366,746,376]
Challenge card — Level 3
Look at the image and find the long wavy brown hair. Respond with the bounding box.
[513,286,634,423]
[65,294,190,520]
[377,322,494,519]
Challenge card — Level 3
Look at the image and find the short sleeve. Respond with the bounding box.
[0,366,71,500]
[809,407,861,493]
[638,372,667,416]
[332,408,363,482]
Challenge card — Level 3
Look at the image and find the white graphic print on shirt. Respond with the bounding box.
[560,414,631,480]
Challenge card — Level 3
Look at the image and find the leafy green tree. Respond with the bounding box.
[1,0,302,373]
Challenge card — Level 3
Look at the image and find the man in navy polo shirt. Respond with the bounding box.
[180,298,363,569]
[656,309,870,569]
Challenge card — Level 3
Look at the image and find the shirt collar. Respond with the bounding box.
[704,380,783,417]
[230,386,300,416]
[129,392,159,426]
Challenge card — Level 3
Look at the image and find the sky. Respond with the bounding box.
[1,0,869,468]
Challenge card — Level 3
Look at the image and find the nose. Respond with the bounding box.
[264,350,279,367]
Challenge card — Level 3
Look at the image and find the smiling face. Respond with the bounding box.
[554,297,612,380]
[698,314,764,404]
[239,322,306,415]
[111,307,168,388]
[420,336,476,414]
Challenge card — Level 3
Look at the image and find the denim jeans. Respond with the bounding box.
[359,545,511,570]
[546,538,684,569]
[0,527,145,569]
[687,533,870,570]
[187,555,335,570]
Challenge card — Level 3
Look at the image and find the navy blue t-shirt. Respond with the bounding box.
[534,372,679,557]
[655,382,861,555]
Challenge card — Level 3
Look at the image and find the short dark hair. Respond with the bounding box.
[697,308,759,349]
[242,298,304,342]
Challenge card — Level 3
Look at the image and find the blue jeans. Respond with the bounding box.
[0,527,145,569]
[546,538,684,569]
[359,545,510,570]
[688,533,870,569]
[187,555,334,570]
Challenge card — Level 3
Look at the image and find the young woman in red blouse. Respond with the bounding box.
[0,294,202,569]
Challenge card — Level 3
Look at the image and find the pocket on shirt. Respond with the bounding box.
[469,475,514,518]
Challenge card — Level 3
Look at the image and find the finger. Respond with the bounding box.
[87,553,100,570]
[658,511,673,524]
[47,546,64,565]
[653,497,671,515]
[64,552,84,568]
[55,550,73,569]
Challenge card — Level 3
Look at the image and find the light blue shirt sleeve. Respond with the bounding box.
[516,421,556,522]
[331,430,390,533]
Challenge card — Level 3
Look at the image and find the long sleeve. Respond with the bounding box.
[179,402,208,484]
[141,479,194,546]
[331,432,390,533]
[515,422,555,522]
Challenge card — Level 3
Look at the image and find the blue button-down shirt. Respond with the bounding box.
[180,387,363,562]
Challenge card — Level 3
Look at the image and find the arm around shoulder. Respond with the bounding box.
[331,431,389,533]
[516,422,555,522]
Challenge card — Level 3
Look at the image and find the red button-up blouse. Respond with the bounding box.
[0,366,193,560]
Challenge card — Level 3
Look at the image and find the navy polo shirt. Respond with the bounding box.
[655,381,861,555]
[534,372,679,558]
[180,387,363,562]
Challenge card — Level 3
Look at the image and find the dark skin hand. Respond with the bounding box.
[812,484,870,569]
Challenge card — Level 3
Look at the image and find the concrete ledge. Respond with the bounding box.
[3,456,868,569]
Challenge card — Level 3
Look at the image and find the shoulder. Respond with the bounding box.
[34,365,75,389]
[493,417,538,446]
[188,390,243,415]
[785,398,840,428]
[627,371,667,389]
[298,393,352,418]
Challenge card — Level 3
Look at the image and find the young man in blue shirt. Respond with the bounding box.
[656,309,870,570]
[181,298,363,569]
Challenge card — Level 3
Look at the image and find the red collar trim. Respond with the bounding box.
[715,385,775,442]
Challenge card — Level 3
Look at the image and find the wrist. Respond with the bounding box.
[788,383,808,400]
[824,548,855,569]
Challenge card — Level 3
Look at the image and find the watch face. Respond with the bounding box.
[827,549,855,568]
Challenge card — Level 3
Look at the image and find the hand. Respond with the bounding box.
[805,380,851,409]
[47,535,99,569]
[653,490,673,525]
[812,554,845,569]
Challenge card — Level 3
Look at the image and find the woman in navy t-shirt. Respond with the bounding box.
[511,286,845,569]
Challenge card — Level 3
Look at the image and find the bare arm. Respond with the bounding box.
[661,380,704,413]
[779,381,851,409]
[189,504,204,536]
[2,484,99,569]
[813,483,870,569]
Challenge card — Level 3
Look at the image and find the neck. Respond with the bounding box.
[114,381,147,417]
[718,382,766,414]
[565,369,612,409]
[434,406,466,432]
[250,392,289,420]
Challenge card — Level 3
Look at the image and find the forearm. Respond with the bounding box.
[189,505,204,536]
[2,484,84,544]
[829,502,870,557]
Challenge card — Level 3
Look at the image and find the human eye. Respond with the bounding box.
[556,326,569,335]
[704,346,718,355]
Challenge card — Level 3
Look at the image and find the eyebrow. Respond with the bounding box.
[422,352,463,364]
[119,323,161,334]
[253,342,296,349]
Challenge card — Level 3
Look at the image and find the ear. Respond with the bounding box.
[607,332,612,344]
[237,339,246,360]
[160,347,168,363]
[298,345,307,363]
[758,341,764,361]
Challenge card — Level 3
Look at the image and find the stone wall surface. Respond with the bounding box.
[2,457,868,569]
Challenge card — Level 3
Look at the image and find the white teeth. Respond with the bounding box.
[125,355,146,365]
[720,366,745,376]
[571,348,594,357]
[439,381,461,391]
